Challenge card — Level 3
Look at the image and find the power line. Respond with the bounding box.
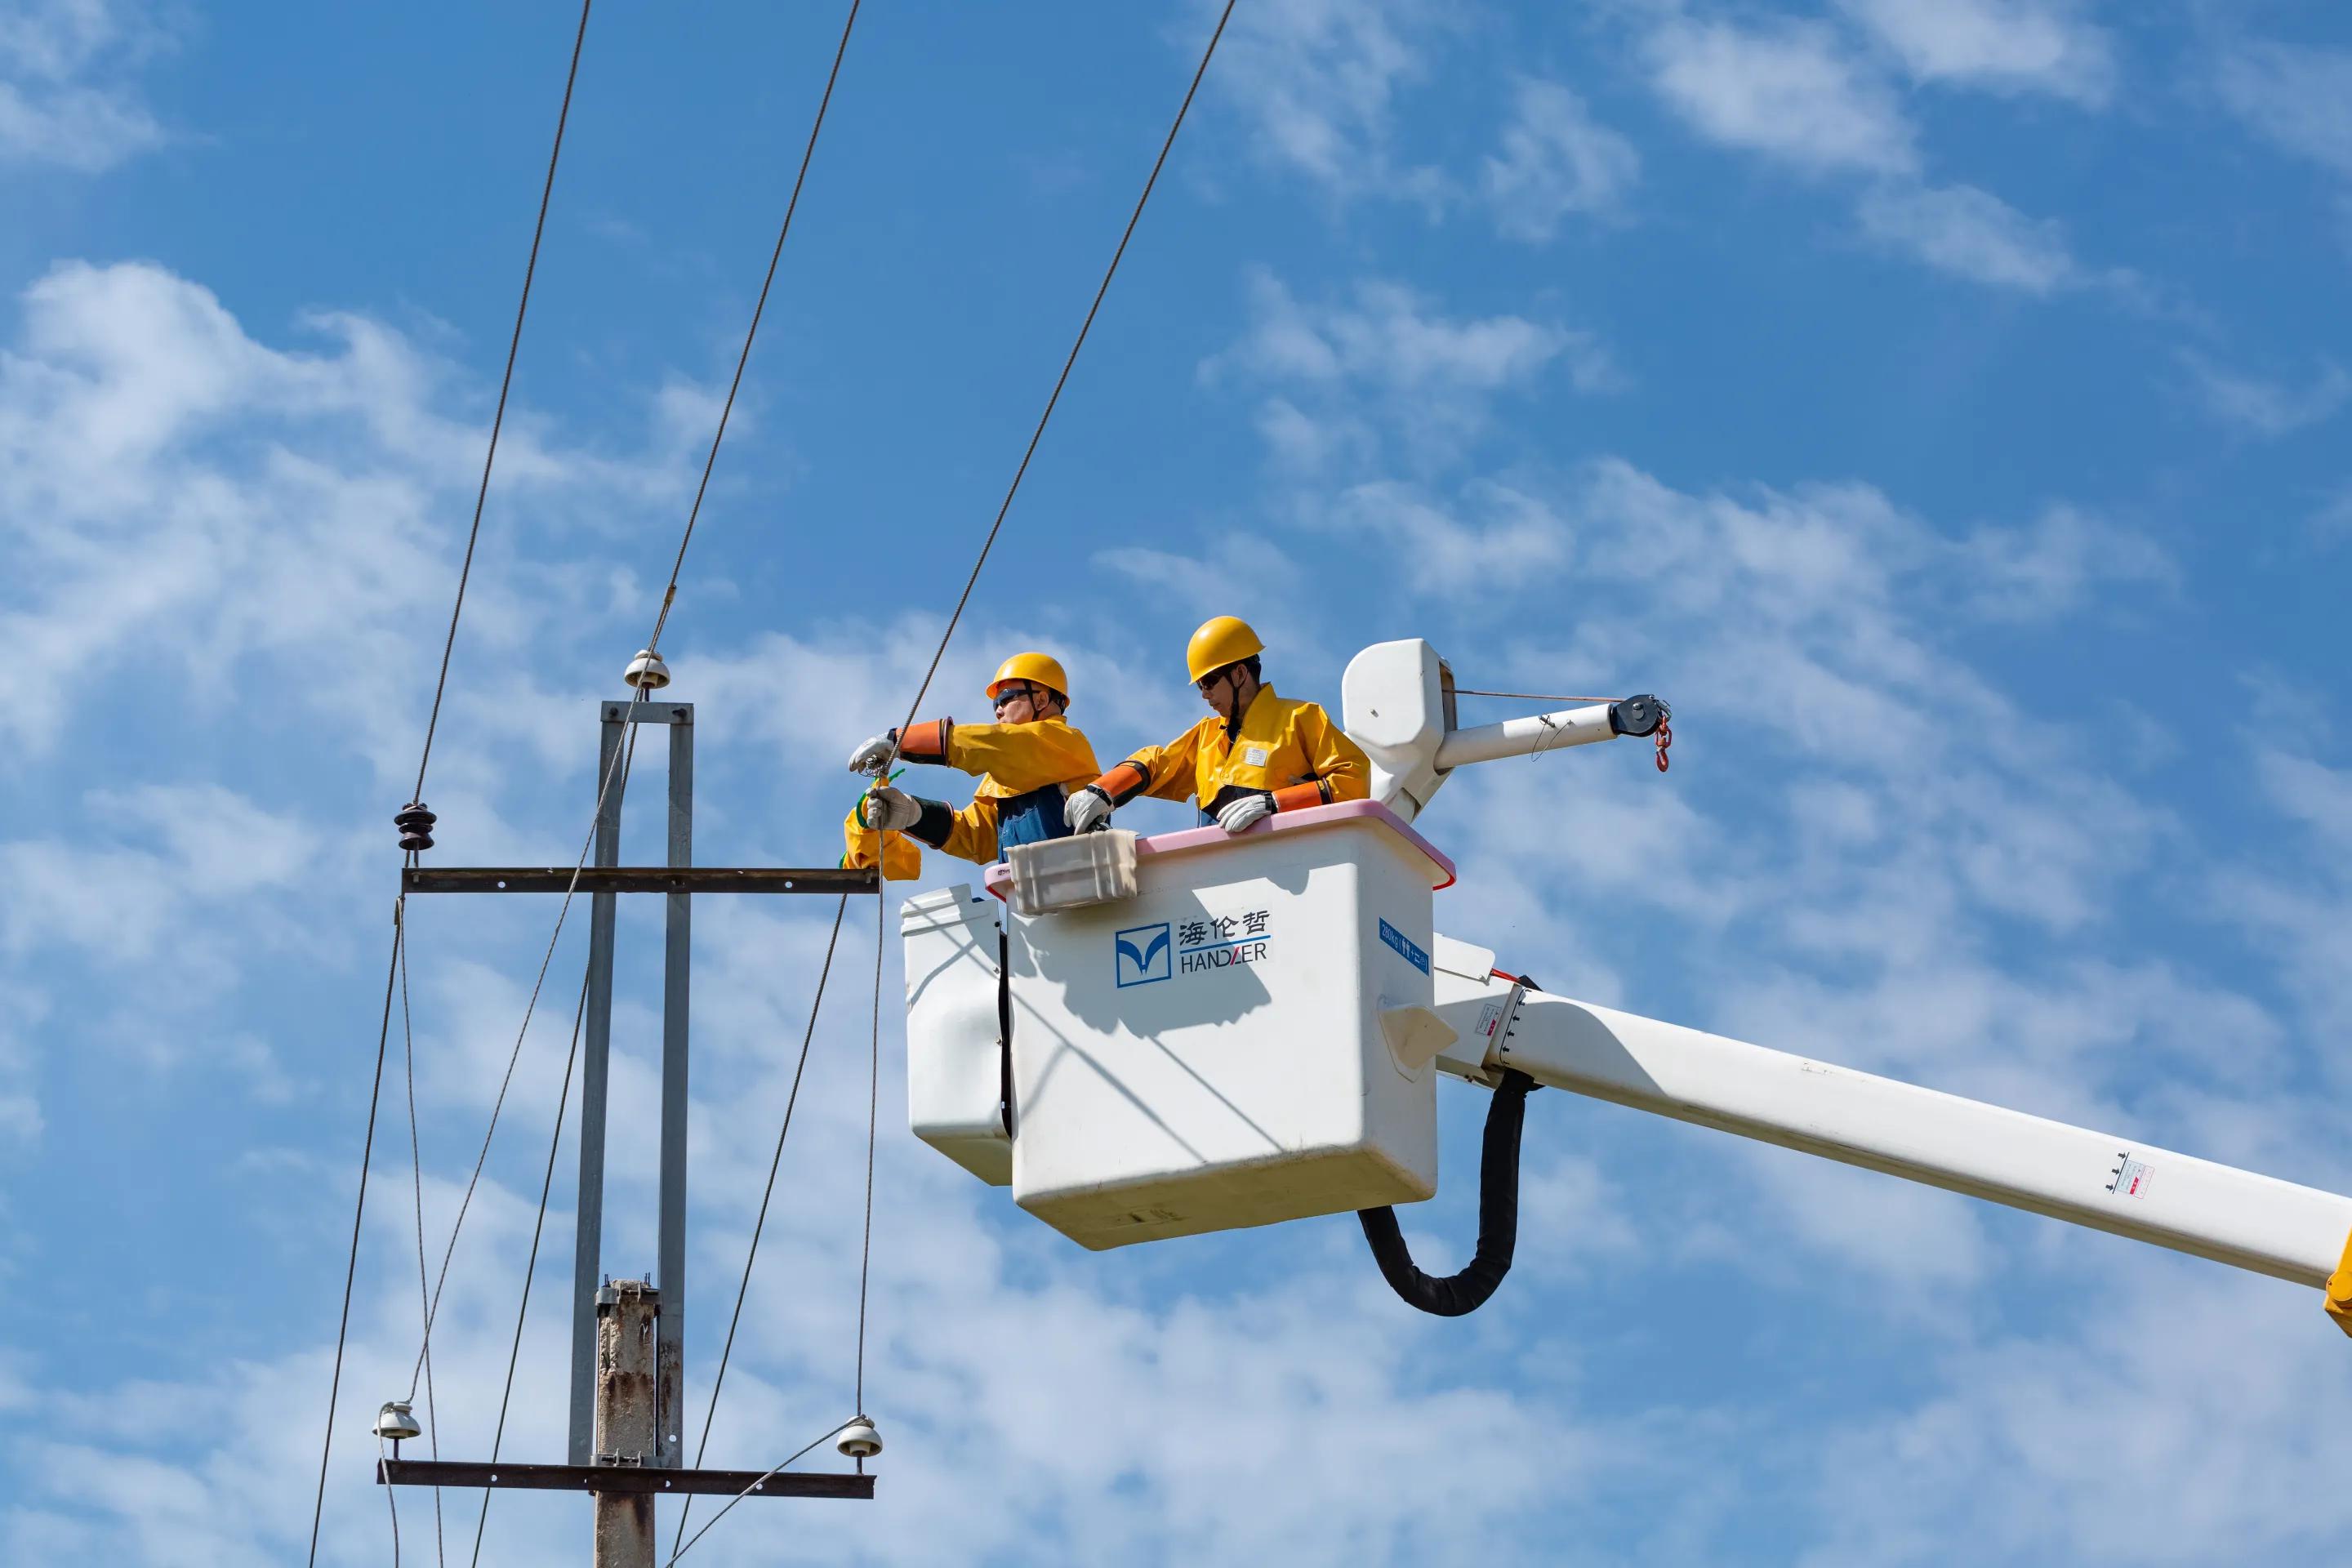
[670,893,852,1556]
[394,0,862,1486]
[657,14,1237,1557]
[855,875,882,1417]
[644,0,862,658]
[662,1419,862,1567]
[412,0,596,805]
[396,925,447,1567]
[885,0,1236,746]
[407,695,648,1393]
[305,901,404,1568]
[466,964,594,1568]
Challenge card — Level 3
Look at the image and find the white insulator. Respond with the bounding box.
[623,648,671,690]
[836,1417,883,1459]
[375,1400,423,1443]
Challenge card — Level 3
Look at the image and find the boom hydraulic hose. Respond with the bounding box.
[1358,1068,1537,1316]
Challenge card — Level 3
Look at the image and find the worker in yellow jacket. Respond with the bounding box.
[842,652,1101,876]
[1065,617,1369,835]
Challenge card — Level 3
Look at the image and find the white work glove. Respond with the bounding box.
[861,785,922,833]
[845,732,896,775]
[1216,791,1276,834]
[1065,785,1114,835]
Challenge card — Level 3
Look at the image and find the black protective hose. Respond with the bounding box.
[1358,1068,1538,1316]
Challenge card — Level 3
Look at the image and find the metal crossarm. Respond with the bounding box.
[376,1459,872,1500]
[402,867,877,895]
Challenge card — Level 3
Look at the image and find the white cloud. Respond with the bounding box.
[1204,269,1615,467]
[1837,0,2115,105]
[1200,0,1447,207]
[1957,505,2177,620]
[2216,41,2352,179]
[1804,1263,2352,1566]
[0,0,171,171]
[0,261,705,764]
[1645,16,1916,176]
[2180,351,2352,438]
[1855,181,2080,293]
[2315,483,2352,546]
[1311,479,1574,600]
[1480,77,1640,241]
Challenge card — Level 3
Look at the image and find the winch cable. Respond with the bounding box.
[1358,1066,1540,1317]
[669,892,852,1557]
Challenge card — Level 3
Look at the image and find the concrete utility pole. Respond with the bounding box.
[594,1280,661,1568]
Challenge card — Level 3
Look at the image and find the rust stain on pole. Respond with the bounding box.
[593,1280,660,1567]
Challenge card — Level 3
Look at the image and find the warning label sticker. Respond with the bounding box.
[2107,1151,2154,1200]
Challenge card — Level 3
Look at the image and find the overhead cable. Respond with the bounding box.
[644,0,862,658]
[466,965,594,1568]
[662,1419,862,1566]
[883,0,1236,746]
[396,930,448,1567]
[412,0,596,805]
[670,893,853,1557]
[406,693,648,1395]
[305,902,404,1568]
[400,0,861,1476]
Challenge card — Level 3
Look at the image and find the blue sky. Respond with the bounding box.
[7,0,2352,1561]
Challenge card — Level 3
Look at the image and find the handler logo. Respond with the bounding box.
[1114,923,1173,987]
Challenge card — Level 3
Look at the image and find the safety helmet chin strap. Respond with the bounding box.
[1206,664,1253,735]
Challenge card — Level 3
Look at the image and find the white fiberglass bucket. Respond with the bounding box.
[980,800,1457,1250]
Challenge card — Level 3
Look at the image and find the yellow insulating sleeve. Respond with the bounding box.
[2325,1226,2352,1338]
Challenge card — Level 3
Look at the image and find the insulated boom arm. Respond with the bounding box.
[1428,936,2352,1294]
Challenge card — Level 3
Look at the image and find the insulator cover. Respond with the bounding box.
[394,801,437,853]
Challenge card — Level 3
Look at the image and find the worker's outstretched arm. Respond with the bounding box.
[1068,725,1203,832]
[864,783,1003,866]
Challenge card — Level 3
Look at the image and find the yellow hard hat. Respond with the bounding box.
[1186,616,1264,684]
[987,651,1068,701]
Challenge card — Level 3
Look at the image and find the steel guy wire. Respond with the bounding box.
[882,0,1236,756]
[662,1419,861,1567]
[412,0,595,805]
[643,0,862,659]
[670,892,853,1557]
[396,915,448,1568]
[466,960,594,1568]
[305,899,403,1568]
[408,689,649,1393]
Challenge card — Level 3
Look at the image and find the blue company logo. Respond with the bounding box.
[1114,922,1174,987]
[1378,918,1430,976]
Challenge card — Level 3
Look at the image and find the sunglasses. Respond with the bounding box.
[993,684,1042,710]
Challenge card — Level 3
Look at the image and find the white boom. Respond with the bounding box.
[1336,637,2352,1318]
[1427,938,2352,1288]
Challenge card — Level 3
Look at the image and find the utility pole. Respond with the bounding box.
[594,1280,661,1568]
[376,673,877,1552]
